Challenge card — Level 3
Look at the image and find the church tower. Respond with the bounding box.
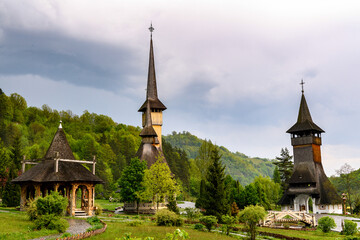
[138,24,166,149]
[279,81,342,214]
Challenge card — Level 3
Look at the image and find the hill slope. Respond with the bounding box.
[164,131,275,186]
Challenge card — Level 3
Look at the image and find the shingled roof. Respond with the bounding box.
[138,36,167,112]
[136,96,167,168]
[12,124,103,184]
[278,162,342,205]
[287,93,324,134]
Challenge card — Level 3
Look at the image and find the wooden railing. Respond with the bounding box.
[263,211,316,227]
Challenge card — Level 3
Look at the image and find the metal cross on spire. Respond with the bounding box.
[300,79,305,93]
[149,23,154,37]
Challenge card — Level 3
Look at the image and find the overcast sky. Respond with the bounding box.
[1,0,360,175]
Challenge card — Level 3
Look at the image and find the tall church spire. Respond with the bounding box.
[138,24,166,148]
[138,24,166,112]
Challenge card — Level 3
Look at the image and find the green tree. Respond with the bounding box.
[2,166,20,207]
[253,176,281,209]
[199,215,218,232]
[202,147,229,220]
[273,166,281,184]
[195,179,206,208]
[195,140,215,180]
[140,156,178,210]
[118,157,147,214]
[244,184,260,206]
[238,205,266,240]
[336,163,356,214]
[273,148,293,190]
[221,215,236,235]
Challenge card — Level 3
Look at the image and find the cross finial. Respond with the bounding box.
[300,79,305,93]
[149,23,154,37]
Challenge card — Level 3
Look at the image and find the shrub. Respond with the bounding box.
[184,207,201,221]
[86,216,101,225]
[343,220,358,235]
[164,229,189,240]
[61,232,72,238]
[199,215,218,232]
[167,195,180,214]
[48,218,69,233]
[156,209,183,226]
[95,203,103,216]
[87,223,103,232]
[318,216,336,233]
[27,199,38,221]
[221,215,236,235]
[193,223,205,231]
[33,214,69,233]
[35,192,68,216]
[238,205,266,240]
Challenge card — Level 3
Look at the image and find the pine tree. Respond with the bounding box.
[2,134,22,206]
[273,148,293,190]
[195,179,206,208]
[202,147,228,220]
[2,166,20,207]
[272,166,281,184]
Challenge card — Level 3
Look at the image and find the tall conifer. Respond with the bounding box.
[202,147,228,220]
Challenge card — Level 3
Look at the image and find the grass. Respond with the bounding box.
[259,226,348,240]
[95,199,122,211]
[0,208,59,240]
[88,221,235,240]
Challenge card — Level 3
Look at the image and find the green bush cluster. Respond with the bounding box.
[221,215,236,235]
[343,220,358,236]
[86,216,103,232]
[155,209,183,227]
[199,215,218,232]
[193,223,205,230]
[184,207,201,221]
[26,192,69,233]
[318,216,336,233]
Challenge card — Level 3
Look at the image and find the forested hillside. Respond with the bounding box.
[0,90,274,201]
[164,132,275,185]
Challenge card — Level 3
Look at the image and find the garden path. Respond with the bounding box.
[30,218,91,240]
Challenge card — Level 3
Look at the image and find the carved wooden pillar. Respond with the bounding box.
[81,186,86,210]
[20,185,27,210]
[70,184,78,216]
[54,183,59,192]
[66,185,71,215]
[35,184,41,198]
[86,184,93,216]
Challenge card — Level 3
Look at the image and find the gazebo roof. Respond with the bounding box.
[12,123,103,184]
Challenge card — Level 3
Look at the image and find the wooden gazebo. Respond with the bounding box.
[12,122,103,216]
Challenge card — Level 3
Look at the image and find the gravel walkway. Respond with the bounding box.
[30,218,91,240]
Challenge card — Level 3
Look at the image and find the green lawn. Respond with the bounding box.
[95,199,122,211]
[259,227,347,240]
[0,209,58,240]
[89,221,235,240]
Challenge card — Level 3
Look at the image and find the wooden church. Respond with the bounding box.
[278,85,342,214]
[123,25,169,213]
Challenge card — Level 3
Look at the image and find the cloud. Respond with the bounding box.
[1,0,360,174]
